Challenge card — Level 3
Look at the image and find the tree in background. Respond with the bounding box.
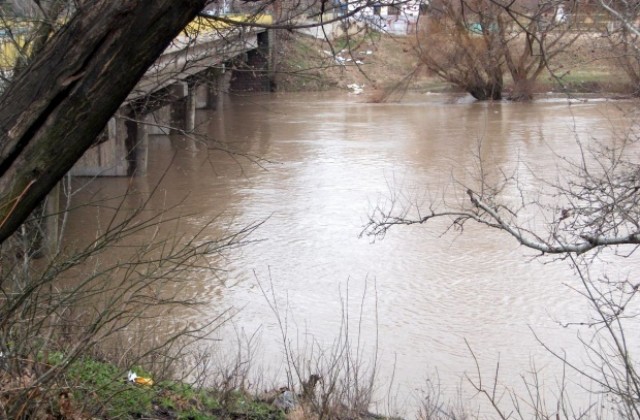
[498,0,582,100]
[415,0,582,100]
[416,0,505,100]
[598,0,640,95]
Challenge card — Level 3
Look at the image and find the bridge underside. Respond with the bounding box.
[71,27,271,177]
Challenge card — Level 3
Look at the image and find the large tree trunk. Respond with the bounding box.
[0,0,207,244]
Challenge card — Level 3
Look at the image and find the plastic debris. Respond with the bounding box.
[127,370,154,386]
[347,83,364,94]
[273,389,297,412]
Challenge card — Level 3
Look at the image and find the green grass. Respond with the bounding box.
[541,68,631,93]
[64,358,154,418]
[44,355,285,419]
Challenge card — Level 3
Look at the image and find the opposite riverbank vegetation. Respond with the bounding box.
[272,27,633,101]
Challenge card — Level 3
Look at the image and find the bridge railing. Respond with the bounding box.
[0,14,273,71]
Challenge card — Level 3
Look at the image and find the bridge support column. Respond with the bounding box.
[146,107,171,135]
[71,109,148,177]
[169,81,189,134]
[125,113,148,176]
[165,80,199,150]
[70,117,125,176]
[167,80,200,135]
[268,30,276,86]
[200,66,231,111]
[205,82,219,110]
[194,82,210,110]
[186,82,197,133]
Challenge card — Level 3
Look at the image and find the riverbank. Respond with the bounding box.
[20,353,397,419]
[12,354,282,419]
[272,31,448,96]
[272,30,633,99]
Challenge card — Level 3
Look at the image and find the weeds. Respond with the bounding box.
[256,272,384,419]
[36,354,284,419]
[0,171,261,418]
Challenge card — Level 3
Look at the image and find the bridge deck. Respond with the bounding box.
[0,14,273,72]
[130,14,271,101]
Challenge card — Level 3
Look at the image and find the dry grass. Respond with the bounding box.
[276,26,633,98]
[274,31,443,94]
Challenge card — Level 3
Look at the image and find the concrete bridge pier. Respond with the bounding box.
[197,66,232,111]
[204,80,219,110]
[166,80,201,151]
[186,81,197,133]
[125,110,149,176]
[146,105,171,136]
[168,81,189,135]
[70,108,148,177]
[145,68,230,138]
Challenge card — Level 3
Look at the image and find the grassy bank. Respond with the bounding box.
[272,30,633,99]
[7,344,395,420]
[273,31,447,94]
[10,353,285,419]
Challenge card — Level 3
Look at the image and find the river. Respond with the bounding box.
[64,92,640,417]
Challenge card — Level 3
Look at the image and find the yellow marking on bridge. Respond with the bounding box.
[0,38,22,69]
[0,22,32,70]
[186,14,273,34]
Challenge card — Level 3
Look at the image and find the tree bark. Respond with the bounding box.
[0,0,207,244]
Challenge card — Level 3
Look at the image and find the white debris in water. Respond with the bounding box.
[347,83,364,94]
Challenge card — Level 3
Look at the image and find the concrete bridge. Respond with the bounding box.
[71,15,274,177]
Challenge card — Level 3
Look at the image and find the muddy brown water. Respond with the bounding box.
[65,92,640,416]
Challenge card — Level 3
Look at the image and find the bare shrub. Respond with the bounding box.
[415,0,583,101]
[200,325,263,406]
[417,376,471,420]
[539,256,640,419]
[257,273,384,419]
[361,110,640,417]
[0,178,261,418]
[597,0,640,95]
[416,10,504,100]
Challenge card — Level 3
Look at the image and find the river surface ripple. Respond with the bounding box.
[68,92,640,417]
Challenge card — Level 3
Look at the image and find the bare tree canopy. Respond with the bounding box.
[0,0,207,245]
[416,0,582,101]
